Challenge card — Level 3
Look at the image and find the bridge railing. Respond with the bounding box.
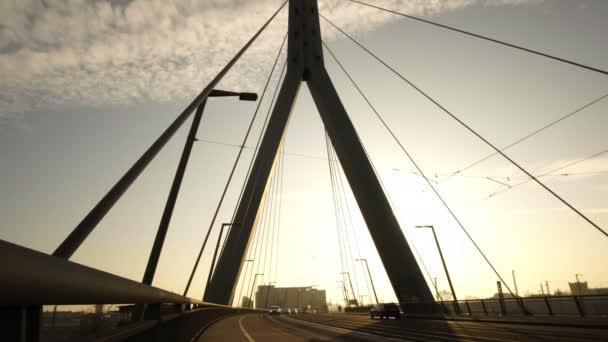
[343,295,608,319]
[439,295,608,318]
[0,240,259,341]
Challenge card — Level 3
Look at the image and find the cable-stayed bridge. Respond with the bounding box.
[1,0,608,341]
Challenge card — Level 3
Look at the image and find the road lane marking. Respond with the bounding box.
[239,315,255,342]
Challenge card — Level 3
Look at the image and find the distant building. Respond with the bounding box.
[569,281,608,295]
[255,285,327,311]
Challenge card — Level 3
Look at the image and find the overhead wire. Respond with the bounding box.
[321,38,523,305]
[320,14,608,239]
[469,149,608,207]
[437,92,608,185]
[347,0,608,76]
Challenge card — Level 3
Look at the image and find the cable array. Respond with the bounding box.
[320,14,607,239]
[183,32,288,297]
[232,56,288,307]
[323,39,522,303]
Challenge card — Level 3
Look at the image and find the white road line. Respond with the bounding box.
[239,315,255,342]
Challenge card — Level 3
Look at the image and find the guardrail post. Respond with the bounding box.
[439,301,448,315]
[143,303,161,320]
[480,299,488,316]
[544,297,553,316]
[498,298,507,316]
[0,305,41,342]
[573,296,585,317]
[465,300,472,316]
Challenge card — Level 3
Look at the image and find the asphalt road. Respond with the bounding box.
[199,313,608,341]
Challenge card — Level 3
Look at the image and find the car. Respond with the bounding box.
[370,303,402,319]
[269,305,282,316]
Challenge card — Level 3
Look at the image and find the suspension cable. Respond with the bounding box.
[325,132,350,290]
[330,140,373,304]
[328,140,364,303]
[346,0,608,76]
[274,142,286,287]
[322,39,524,305]
[183,32,288,297]
[321,14,608,239]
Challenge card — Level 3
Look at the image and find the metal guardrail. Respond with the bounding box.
[0,239,263,341]
[440,295,608,318]
[0,239,202,306]
[343,295,608,319]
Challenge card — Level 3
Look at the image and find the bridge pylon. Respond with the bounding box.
[204,0,437,313]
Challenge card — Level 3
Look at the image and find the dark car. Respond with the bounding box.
[370,303,402,319]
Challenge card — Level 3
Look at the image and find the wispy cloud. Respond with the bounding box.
[0,0,542,121]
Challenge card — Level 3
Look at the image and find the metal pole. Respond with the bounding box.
[342,272,357,306]
[248,274,263,309]
[433,277,440,300]
[337,280,349,305]
[236,259,253,307]
[545,280,551,295]
[51,1,286,260]
[337,286,347,307]
[356,259,379,304]
[141,100,206,289]
[204,223,233,299]
[417,225,459,313]
[431,226,458,304]
[512,270,519,297]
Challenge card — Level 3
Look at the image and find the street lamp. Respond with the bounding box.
[236,259,254,307]
[205,223,237,293]
[340,272,358,306]
[337,280,349,306]
[248,273,264,309]
[136,89,257,321]
[415,225,461,314]
[355,259,379,304]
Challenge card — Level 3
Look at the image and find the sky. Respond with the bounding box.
[1,0,608,307]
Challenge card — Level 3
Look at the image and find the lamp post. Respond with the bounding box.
[337,280,349,306]
[203,223,237,299]
[341,272,358,306]
[355,259,379,304]
[415,225,460,314]
[237,259,254,307]
[135,89,257,321]
[248,273,264,309]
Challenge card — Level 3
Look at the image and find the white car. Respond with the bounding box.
[269,305,282,315]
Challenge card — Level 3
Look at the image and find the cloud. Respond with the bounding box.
[0,0,543,121]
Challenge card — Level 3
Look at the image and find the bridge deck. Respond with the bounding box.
[200,313,608,341]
